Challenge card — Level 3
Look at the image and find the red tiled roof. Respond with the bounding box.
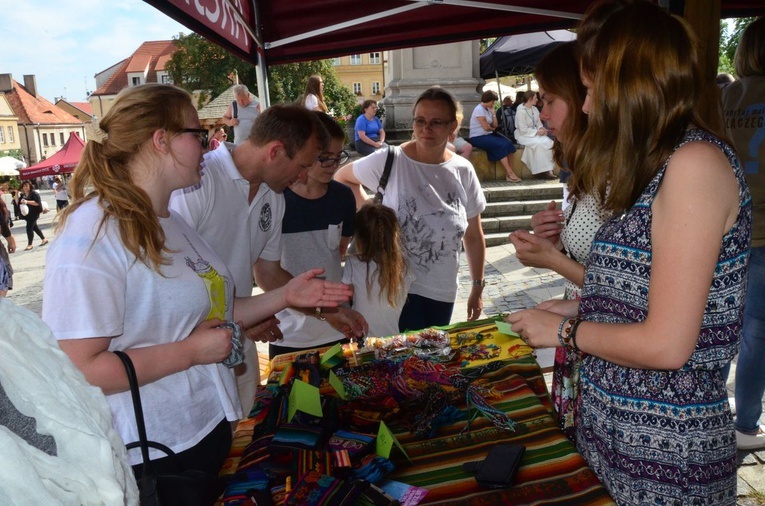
[69,101,93,115]
[92,40,177,96]
[3,80,83,125]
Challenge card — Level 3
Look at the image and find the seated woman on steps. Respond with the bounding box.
[468,90,520,182]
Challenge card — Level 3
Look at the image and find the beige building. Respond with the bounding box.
[332,52,387,104]
[89,40,177,119]
[55,100,93,124]
[0,74,85,165]
[0,94,22,158]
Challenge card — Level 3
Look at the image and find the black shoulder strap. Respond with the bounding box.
[373,146,395,204]
[114,351,154,475]
[232,100,238,119]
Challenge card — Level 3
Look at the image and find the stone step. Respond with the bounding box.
[479,181,564,248]
[483,198,564,218]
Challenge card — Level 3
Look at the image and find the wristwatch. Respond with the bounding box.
[472,279,486,287]
[315,307,326,321]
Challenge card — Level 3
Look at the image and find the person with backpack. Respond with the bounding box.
[222,84,260,145]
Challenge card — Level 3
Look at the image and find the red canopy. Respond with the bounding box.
[143,0,765,67]
[20,132,85,180]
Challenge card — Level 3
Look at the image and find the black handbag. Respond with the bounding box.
[114,351,224,506]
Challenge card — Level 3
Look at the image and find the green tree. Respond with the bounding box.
[719,17,755,76]
[166,33,357,116]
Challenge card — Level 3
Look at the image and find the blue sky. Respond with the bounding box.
[2,0,187,103]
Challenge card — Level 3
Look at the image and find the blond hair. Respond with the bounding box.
[59,84,195,272]
[302,74,328,112]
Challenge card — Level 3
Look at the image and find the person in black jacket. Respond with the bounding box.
[19,180,47,250]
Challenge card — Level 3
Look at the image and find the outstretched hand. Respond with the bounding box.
[285,268,353,308]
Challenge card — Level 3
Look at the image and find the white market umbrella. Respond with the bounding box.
[0,156,25,176]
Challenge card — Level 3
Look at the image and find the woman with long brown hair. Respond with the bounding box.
[302,74,328,112]
[41,83,351,479]
[507,2,750,502]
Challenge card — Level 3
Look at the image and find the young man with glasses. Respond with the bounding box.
[170,105,367,414]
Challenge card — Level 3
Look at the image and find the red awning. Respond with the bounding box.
[20,132,85,180]
[143,0,765,67]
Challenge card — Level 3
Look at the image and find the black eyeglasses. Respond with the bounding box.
[317,151,350,168]
[180,128,209,149]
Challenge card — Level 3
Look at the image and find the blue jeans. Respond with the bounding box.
[735,246,765,434]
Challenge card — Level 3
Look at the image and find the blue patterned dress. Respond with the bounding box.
[576,130,752,505]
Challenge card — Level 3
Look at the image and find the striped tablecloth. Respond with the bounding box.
[220,318,614,505]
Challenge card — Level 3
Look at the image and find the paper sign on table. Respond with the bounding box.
[287,379,323,422]
[328,370,347,400]
[320,342,344,370]
[496,320,520,337]
[376,420,411,462]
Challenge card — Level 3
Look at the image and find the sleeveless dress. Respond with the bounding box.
[575,130,752,505]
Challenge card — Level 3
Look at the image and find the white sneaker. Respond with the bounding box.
[736,428,765,450]
[727,397,736,415]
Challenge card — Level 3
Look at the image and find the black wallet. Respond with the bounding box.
[462,444,525,489]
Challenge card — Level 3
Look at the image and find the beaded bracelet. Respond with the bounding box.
[556,316,568,348]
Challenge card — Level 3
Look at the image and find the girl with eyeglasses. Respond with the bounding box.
[335,86,487,332]
[42,84,352,480]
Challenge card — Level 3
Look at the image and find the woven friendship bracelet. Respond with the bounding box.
[560,316,582,351]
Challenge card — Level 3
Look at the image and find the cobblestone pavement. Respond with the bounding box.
[3,189,763,502]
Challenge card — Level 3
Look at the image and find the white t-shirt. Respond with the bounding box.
[469,103,494,139]
[304,93,319,111]
[170,146,285,296]
[353,146,486,302]
[42,200,241,465]
[342,256,414,337]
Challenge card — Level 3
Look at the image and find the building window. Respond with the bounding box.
[42,133,48,146]
[50,134,55,146]
[60,132,65,144]
[369,52,381,64]
[350,54,362,65]
[372,82,381,95]
[160,74,172,84]
[7,127,13,143]
[132,76,141,86]
[353,82,362,95]
[333,57,341,66]
[0,128,4,143]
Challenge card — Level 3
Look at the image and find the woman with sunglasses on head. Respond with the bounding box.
[41,84,352,479]
[507,2,751,503]
[335,86,487,331]
[468,90,520,182]
[270,113,359,357]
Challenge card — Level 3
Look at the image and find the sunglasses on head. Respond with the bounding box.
[180,128,209,150]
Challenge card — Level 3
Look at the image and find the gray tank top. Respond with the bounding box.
[233,99,259,145]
